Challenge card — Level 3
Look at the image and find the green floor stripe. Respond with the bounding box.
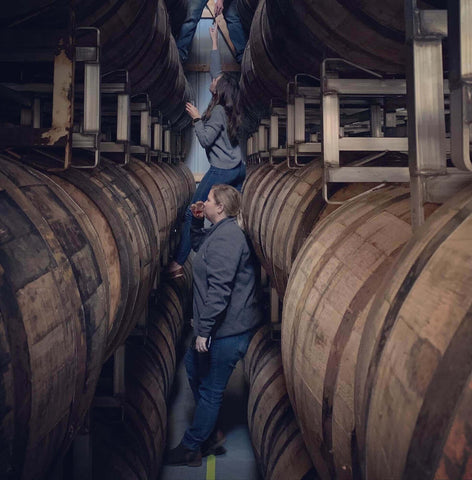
[206,454,216,480]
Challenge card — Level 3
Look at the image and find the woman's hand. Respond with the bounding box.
[195,335,209,353]
[190,201,205,219]
[186,102,201,120]
[214,0,224,17]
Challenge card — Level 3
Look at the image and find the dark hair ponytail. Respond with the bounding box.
[202,73,241,145]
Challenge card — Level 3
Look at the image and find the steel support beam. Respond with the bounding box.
[325,166,410,183]
[406,0,447,228]
[448,0,472,171]
[322,93,340,167]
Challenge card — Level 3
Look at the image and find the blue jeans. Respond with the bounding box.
[173,162,246,265]
[182,330,254,450]
[176,0,247,63]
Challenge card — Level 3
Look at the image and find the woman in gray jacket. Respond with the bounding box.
[166,184,261,467]
[167,25,246,278]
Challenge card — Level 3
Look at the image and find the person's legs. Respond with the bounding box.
[172,163,245,265]
[176,0,207,63]
[181,330,254,450]
[223,0,247,63]
[233,161,246,191]
[184,346,200,405]
[185,345,227,457]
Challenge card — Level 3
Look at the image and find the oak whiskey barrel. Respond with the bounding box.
[244,326,317,480]
[355,185,472,480]
[0,156,110,479]
[93,262,192,479]
[282,184,439,479]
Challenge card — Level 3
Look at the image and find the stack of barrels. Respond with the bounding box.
[242,160,324,298]
[242,160,472,479]
[240,0,322,113]
[244,325,317,480]
[0,150,194,479]
[93,262,193,480]
[239,0,446,116]
[0,0,191,128]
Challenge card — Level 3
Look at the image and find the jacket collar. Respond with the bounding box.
[207,216,235,234]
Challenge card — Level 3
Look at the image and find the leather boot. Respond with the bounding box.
[165,442,202,467]
[201,429,227,457]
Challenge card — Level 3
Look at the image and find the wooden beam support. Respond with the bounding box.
[184,63,241,72]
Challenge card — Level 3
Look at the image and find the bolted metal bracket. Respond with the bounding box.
[71,27,101,169]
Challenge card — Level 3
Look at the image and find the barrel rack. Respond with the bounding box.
[247,0,472,329]
[0,14,189,479]
[0,26,184,170]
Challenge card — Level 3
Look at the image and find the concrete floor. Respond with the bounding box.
[159,334,261,480]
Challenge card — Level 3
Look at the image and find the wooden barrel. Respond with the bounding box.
[244,326,318,480]
[79,0,191,127]
[156,160,195,257]
[241,162,272,249]
[158,161,188,219]
[0,0,191,128]
[164,0,188,37]
[173,160,196,217]
[93,262,192,480]
[263,0,322,85]
[124,158,195,270]
[262,162,323,297]
[0,156,110,479]
[81,0,159,74]
[0,148,194,478]
[242,161,325,297]
[243,162,290,275]
[241,0,446,116]
[124,0,170,90]
[281,184,440,480]
[354,185,472,480]
[63,160,158,352]
[139,36,188,125]
[125,160,168,267]
[248,1,288,99]
[240,0,323,112]
[14,148,194,351]
[289,0,446,74]
[237,0,259,33]
[240,43,272,120]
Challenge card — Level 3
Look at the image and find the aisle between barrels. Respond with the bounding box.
[159,335,261,480]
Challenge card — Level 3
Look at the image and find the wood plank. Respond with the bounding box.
[184,63,241,72]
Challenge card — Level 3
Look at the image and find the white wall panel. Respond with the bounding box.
[183,17,237,178]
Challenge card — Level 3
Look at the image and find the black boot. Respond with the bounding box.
[201,430,227,457]
[165,443,202,467]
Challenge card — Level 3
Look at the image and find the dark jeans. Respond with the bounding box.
[182,329,254,450]
[176,0,247,63]
[173,162,246,265]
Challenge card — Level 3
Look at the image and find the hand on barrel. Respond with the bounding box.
[191,201,205,219]
[186,102,201,120]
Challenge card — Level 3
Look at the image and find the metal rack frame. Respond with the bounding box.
[247,0,472,228]
[0,24,183,170]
